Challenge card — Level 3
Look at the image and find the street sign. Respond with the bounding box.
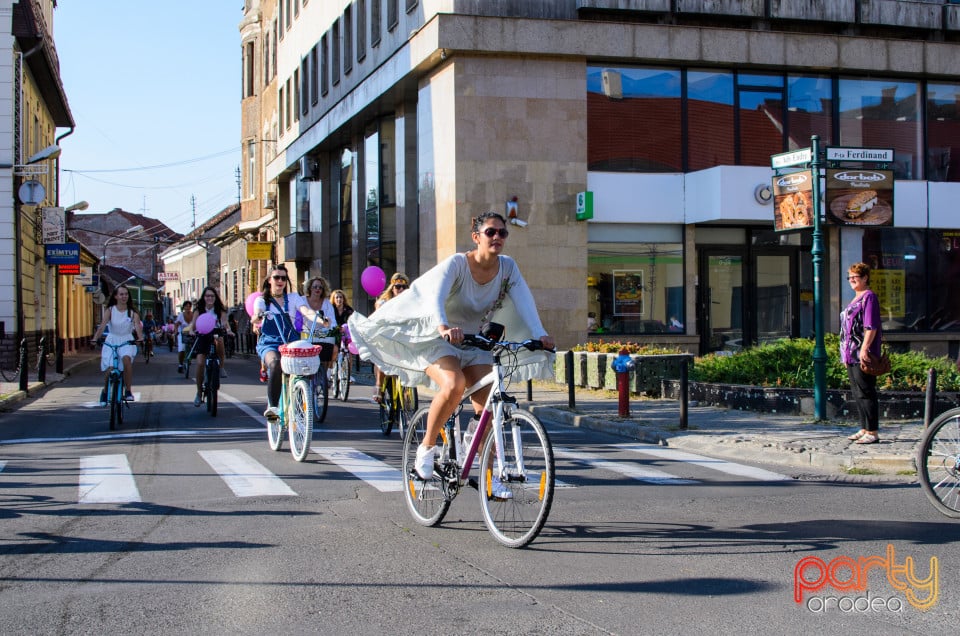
[18,180,46,205]
[41,206,65,244]
[44,243,81,265]
[247,241,273,260]
[74,266,93,285]
[158,271,180,281]
[771,148,812,169]
[826,147,894,162]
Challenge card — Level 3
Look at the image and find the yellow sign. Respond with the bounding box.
[871,269,905,319]
[246,241,273,260]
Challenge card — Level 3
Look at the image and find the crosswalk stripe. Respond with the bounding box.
[554,446,698,484]
[0,460,6,472]
[79,454,142,504]
[312,447,403,492]
[198,450,296,497]
[614,443,792,481]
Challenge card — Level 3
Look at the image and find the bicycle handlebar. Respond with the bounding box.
[458,333,555,354]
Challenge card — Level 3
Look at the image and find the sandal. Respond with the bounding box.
[847,430,867,441]
[855,433,879,444]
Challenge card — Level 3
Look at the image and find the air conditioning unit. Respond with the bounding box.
[263,192,277,209]
[601,69,622,100]
[299,156,319,181]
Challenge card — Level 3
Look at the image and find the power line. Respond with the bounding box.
[62,147,239,173]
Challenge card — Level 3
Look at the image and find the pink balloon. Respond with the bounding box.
[361,266,386,297]
[196,313,217,335]
[347,342,359,356]
[245,291,262,317]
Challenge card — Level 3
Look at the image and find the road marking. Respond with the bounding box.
[0,429,260,445]
[78,454,142,504]
[81,393,141,408]
[219,391,266,420]
[615,443,792,481]
[554,447,698,484]
[199,449,296,497]
[0,460,6,473]
[312,447,403,492]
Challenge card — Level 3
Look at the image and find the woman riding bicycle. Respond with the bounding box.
[175,300,195,373]
[90,284,143,404]
[349,212,554,481]
[141,313,157,357]
[371,273,409,403]
[301,276,338,373]
[252,264,324,420]
[185,286,233,407]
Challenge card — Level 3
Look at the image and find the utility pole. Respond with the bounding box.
[235,166,242,206]
[190,195,196,230]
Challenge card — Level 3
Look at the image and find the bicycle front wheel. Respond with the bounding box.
[108,378,118,431]
[115,380,125,429]
[402,408,450,526]
[379,381,395,436]
[917,407,960,518]
[478,409,555,548]
[336,355,351,401]
[289,378,314,462]
[267,403,284,451]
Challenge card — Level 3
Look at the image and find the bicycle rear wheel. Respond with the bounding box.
[402,408,451,526]
[917,407,960,518]
[478,409,555,548]
[314,373,329,423]
[289,378,314,462]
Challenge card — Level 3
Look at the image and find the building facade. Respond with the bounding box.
[251,0,960,356]
[2,0,74,366]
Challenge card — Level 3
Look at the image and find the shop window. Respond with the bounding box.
[787,74,833,149]
[838,78,921,179]
[587,243,684,336]
[587,66,681,172]
[926,82,960,182]
[928,230,960,331]
[737,73,784,166]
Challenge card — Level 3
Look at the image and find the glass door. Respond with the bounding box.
[754,254,792,344]
[700,251,745,353]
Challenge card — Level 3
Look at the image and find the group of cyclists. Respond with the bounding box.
[90,213,555,464]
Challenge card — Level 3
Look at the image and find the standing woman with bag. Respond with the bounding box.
[840,262,883,444]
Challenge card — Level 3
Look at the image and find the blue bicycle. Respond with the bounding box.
[99,339,137,431]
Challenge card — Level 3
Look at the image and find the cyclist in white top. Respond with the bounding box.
[90,284,143,403]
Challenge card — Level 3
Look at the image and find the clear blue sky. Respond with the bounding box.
[55,1,242,236]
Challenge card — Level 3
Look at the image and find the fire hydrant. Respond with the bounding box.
[610,348,636,417]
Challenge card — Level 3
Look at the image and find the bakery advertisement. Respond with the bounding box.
[772,170,814,232]
[825,169,894,226]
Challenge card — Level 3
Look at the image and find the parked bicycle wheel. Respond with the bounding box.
[313,372,329,424]
[289,378,314,462]
[478,409,555,548]
[402,408,451,526]
[917,407,960,518]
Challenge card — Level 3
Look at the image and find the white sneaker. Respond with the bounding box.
[263,406,280,420]
[490,475,513,500]
[414,445,436,480]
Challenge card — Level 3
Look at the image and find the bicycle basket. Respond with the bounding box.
[279,340,322,375]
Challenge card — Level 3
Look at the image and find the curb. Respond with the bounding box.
[0,355,100,411]
[528,404,917,477]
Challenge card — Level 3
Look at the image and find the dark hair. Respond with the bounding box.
[471,211,507,233]
[262,263,290,305]
[181,300,192,311]
[198,286,226,317]
[107,284,138,318]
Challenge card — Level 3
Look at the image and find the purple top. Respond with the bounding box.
[839,289,882,365]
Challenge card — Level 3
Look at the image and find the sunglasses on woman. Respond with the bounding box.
[481,227,509,238]
[272,275,287,281]
[393,283,408,290]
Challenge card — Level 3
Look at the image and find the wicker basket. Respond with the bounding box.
[279,341,322,376]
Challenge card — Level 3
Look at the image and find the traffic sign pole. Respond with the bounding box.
[811,135,827,421]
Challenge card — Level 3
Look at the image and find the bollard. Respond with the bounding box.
[610,348,635,418]
[924,367,937,429]
[18,338,28,392]
[565,350,575,409]
[37,337,47,383]
[55,336,65,374]
[679,356,689,430]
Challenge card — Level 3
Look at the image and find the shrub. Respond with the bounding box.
[689,337,960,392]
[572,340,683,355]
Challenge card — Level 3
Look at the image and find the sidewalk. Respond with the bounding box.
[518,382,921,478]
[0,349,101,409]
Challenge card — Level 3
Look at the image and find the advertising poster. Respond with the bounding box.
[613,270,643,316]
[772,170,814,232]
[825,169,894,226]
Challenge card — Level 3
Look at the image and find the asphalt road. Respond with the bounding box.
[1,348,956,634]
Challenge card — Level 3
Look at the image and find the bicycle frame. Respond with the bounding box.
[448,364,513,483]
